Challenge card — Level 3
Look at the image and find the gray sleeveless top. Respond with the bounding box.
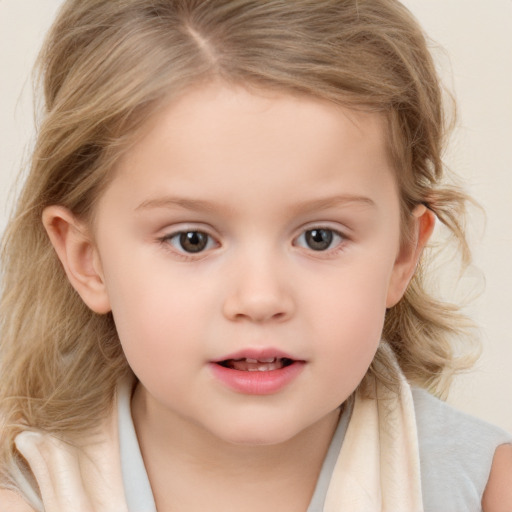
[117,384,512,512]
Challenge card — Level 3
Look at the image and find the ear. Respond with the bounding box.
[42,206,111,314]
[386,205,435,308]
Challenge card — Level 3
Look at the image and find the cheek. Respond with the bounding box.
[323,294,385,365]
[308,265,391,384]
[101,263,210,369]
[115,288,197,335]
[311,258,392,330]
[321,320,382,407]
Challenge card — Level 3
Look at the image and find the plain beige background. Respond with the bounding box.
[1,1,511,431]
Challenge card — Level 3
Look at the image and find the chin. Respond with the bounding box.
[222,431,297,447]
[208,415,312,447]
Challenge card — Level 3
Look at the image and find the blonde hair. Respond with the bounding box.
[1,0,474,487]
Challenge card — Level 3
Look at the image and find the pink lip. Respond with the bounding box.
[212,348,299,364]
[209,348,305,395]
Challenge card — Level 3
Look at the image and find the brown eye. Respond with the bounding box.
[295,228,344,252]
[305,229,333,251]
[168,231,212,253]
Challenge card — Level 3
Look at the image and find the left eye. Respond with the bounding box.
[166,231,215,253]
[295,228,343,251]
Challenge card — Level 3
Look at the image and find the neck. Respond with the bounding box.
[131,384,340,512]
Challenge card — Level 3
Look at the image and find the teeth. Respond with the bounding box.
[224,357,286,372]
[247,364,274,372]
[245,357,276,364]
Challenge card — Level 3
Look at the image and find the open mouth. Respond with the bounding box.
[217,357,295,372]
[210,352,305,394]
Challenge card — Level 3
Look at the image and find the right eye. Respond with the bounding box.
[294,228,344,252]
[165,231,216,254]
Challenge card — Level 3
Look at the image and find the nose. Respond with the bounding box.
[222,252,295,323]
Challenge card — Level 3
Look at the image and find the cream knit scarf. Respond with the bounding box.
[15,362,423,511]
[324,371,423,511]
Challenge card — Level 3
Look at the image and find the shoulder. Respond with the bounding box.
[482,443,512,512]
[0,489,34,512]
[411,387,512,512]
[412,386,512,438]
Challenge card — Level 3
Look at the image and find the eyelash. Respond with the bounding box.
[158,230,218,260]
[158,226,347,259]
[293,227,345,253]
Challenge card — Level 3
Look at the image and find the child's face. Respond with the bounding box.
[83,84,420,445]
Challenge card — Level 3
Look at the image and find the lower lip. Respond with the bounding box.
[209,361,305,395]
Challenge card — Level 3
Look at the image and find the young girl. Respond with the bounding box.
[1,1,511,510]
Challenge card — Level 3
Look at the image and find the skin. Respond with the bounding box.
[36,83,511,511]
[482,444,512,511]
[0,492,33,512]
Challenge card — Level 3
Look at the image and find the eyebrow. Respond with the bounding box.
[135,197,218,213]
[289,195,376,215]
[135,194,376,214]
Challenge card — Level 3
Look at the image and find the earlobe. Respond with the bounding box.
[42,206,111,314]
[386,205,435,308]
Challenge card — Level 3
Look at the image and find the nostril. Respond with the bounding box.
[233,309,288,323]
[222,279,295,323]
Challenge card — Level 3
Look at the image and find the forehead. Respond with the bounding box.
[101,83,398,219]
[134,83,391,157]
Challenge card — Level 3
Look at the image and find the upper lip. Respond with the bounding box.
[212,348,303,363]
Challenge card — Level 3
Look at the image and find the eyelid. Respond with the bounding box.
[157,221,218,240]
[293,221,349,239]
[170,231,216,250]
[292,223,348,252]
[158,224,220,258]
